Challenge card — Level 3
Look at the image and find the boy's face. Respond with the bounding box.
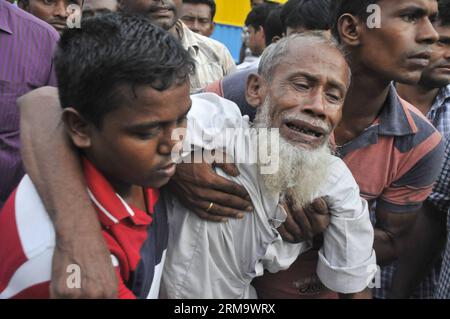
[355,0,439,84]
[20,0,83,34]
[81,82,191,190]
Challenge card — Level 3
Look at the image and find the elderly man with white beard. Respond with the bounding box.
[161,33,377,299]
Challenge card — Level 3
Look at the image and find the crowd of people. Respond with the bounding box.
[0,0,449,300]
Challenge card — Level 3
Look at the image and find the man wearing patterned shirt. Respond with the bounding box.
[393,0,450,298]
[434,140,450,298]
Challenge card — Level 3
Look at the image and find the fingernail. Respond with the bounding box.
[246,206,254,211]
[237,213,244,219]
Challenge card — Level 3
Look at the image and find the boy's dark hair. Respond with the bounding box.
[438,0,450,26]
[245,2,280,30]
[54,13,195,128]
[264,7,283,46]
[285,0,331,32]
[183,0,216,20]
[280,0,300,32]
[330,0,379,41]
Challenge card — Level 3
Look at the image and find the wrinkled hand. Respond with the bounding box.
[169,160,254,223]
[278,194,331,243]
[50,232,118,299]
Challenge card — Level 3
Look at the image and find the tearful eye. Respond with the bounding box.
[326,94,341,103]
[294,83,310,90]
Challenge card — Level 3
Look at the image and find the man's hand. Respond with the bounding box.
[50,231,118,299]
[169,160,253,222]
[278,193,331,243]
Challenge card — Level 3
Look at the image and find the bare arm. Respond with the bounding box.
[18,87,117,298]
[389,201,446,298]
[373,207,418,266]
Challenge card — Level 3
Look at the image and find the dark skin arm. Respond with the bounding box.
[389,201,447,298]
[170,161,331,240]
[373,207,419,266]
[18,87,117,299]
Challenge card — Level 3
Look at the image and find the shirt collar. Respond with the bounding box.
[336,84,417,158]
[176,20,200,56]
[377,83,417,136]
[0,1,13,34]
[83,158,156,227]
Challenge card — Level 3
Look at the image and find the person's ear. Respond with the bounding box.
[258,26,266,41]
[62,108,93,149]
[245,73,266,108]
[271,35,281,44]
[338,13,362,46]
[209,22,215,36]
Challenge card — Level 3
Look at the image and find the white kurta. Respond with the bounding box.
[161,93,377,299]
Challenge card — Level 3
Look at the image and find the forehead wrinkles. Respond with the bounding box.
[274,44,348,85]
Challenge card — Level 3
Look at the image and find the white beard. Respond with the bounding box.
[254,97,332,208]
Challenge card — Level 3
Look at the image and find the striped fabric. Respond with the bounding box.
[375,85,450,299]
[0,0,59,208]
[339,85,445,299]
[175,21,236,93]
[0,158,168,299]
[428,139,450,299]
[428,84,450,141]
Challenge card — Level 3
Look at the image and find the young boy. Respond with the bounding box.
[0,13,194,299]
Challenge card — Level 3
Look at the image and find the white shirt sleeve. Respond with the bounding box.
[316,157,377,294]
[183,93,250,153]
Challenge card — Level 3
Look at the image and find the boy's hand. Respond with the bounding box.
[278,195,331,243]
[169,160,253,223]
